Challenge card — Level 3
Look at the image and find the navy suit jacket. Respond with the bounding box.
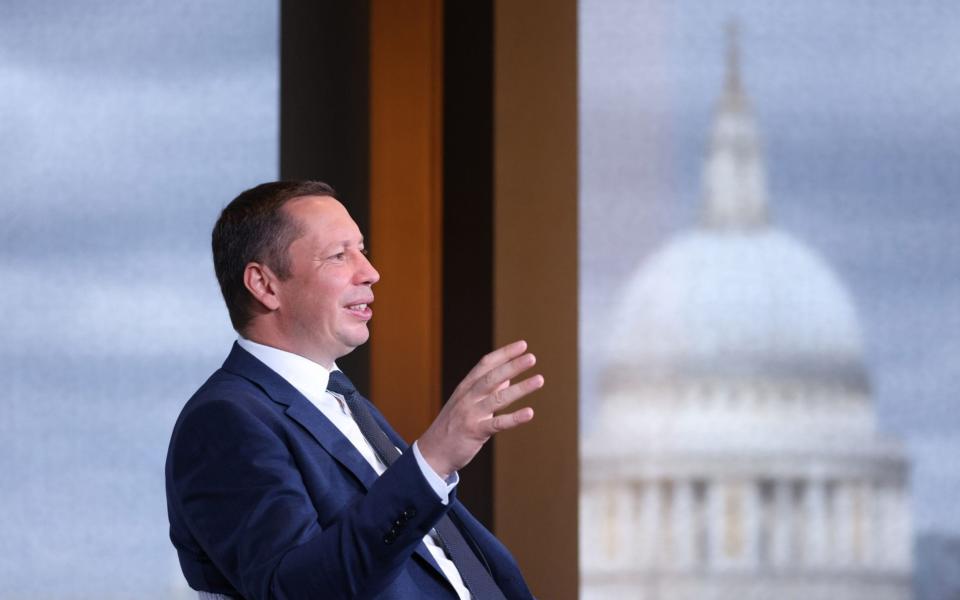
[165,343,533,600]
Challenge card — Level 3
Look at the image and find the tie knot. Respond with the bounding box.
[326,370,358,398]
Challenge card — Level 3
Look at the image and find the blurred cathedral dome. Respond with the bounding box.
[607,227,867,395]
[592,30,878,451]
[580,27,912,600]
[604,26,865,400]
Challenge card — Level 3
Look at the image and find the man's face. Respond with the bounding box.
[274,195,380,367]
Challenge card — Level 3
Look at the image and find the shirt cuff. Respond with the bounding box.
[412,440,459,505]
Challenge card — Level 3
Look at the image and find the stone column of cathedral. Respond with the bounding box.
[771,479,792,567]
[742,480,760,568]
[805,480,827,567]
[707,480,724,568]
[638,480,660,567]
[835,481,854,568]
[672,479,695,569]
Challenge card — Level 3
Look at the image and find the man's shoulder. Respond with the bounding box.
[171,361,279,435]
[190,365,256,400]
[178,343,272,411]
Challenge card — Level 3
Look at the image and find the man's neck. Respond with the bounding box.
[239,325,335,370]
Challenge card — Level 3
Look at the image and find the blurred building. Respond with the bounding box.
[580,32,913,600]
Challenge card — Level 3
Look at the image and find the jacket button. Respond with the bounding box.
[383,529,398,544]
[402,508,417,520]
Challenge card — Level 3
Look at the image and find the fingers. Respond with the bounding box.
[461,340,528,388]
[488,406,535,433]
[475,352,537,395]
[486,374,544,413]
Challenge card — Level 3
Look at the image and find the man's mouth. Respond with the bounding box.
[346,302,373,319]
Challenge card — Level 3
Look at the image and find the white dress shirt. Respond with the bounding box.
[236,338,471,600]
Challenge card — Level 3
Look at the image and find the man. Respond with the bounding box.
[165,181,543,599]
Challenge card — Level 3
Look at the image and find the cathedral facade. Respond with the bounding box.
[580,35,913,600]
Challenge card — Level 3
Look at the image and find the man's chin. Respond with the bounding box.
[342,326,371,350]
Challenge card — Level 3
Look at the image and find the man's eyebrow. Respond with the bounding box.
[319,238,365,251]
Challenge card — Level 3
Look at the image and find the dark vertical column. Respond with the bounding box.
[441,0,495,528]
[280,0,371,391]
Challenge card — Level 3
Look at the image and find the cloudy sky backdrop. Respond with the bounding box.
[0,1,276,597]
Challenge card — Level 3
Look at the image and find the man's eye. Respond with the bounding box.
[329,252,346,260]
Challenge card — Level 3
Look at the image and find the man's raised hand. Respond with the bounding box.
[417,340,545,479]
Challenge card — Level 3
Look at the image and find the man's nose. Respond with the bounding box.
[358,252,380,285]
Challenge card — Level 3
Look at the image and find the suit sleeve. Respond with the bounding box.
[167,394,448,600]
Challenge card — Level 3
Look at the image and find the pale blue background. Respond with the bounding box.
[0,1,277,597]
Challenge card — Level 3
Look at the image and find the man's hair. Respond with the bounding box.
[212,180,338,332]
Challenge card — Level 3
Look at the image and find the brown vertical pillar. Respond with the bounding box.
[368,0,445,442]
[493,1,579,599]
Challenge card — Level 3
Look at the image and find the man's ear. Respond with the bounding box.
[243,262,282,311]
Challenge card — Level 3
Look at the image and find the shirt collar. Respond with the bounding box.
[236,337,340,404]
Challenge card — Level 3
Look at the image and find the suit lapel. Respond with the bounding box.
[284,400,380,489]
[220,343,379,489]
